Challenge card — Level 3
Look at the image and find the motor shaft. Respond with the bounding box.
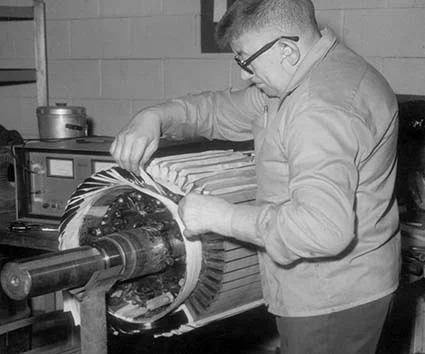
[1,227,180,301]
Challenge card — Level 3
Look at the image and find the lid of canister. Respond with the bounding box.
[36,103,86,117]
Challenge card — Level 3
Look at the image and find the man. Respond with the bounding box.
[110,0,401,353]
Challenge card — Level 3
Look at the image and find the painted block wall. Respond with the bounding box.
[0,0,424,138]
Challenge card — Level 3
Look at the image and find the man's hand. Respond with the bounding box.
[110,110,162,174]
[178,192,234,238]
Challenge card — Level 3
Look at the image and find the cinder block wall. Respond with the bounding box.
[0,0,424,138]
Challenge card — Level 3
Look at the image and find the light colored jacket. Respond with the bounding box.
[162,28,401,316]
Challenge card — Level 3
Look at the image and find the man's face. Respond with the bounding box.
[232,31,294,97]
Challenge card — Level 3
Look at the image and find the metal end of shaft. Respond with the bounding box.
[1,262,32,301]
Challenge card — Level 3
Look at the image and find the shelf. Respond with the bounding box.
[0,1,48,106]
[0,6,33,20]
[0,69,36,84]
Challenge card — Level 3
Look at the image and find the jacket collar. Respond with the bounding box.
[281,27,337,99]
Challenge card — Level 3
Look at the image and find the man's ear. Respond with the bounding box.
[280,41,300,66]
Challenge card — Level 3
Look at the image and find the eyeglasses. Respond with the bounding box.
[234,35,300,75]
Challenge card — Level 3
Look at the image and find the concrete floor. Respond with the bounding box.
[108,306,279,354]
[375,278,425,354]
[23,278,425,354]
[107,278,425,354]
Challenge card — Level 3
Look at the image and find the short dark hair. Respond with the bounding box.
[215,0,318,49]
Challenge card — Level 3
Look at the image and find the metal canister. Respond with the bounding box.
[36,103,87,139]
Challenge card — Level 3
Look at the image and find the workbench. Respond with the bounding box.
[0,212,58,252]
[0,212,281,354]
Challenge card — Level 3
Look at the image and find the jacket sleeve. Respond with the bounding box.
[161,85,267,141]
[256,106,360,265]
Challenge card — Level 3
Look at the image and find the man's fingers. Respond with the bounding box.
[177,198,185,220]
[110,135,128,169]
[117,139,134,171]
[178,194,209,237]
[110,111,161,174]
[109,139,117,155]
[128,138,149,173]
[111,133,150,173]
[183,229,196,238]
[141,139,160,167]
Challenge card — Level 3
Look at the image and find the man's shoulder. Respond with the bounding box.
[302,43,395,113]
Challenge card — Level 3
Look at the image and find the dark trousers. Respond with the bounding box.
[275,293,393,354]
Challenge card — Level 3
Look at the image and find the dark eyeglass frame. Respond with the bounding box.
[235,35,300,75]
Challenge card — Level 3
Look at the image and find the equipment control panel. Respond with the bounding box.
[14,137,117,222]
[13,136,254,223]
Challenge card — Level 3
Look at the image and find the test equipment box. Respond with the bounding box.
[13,136,253,223]
[14,137,116,223]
